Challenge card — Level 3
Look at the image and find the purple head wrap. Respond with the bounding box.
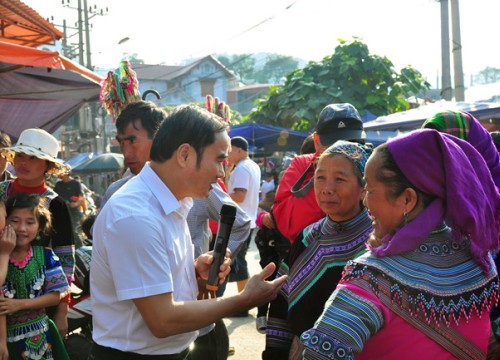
[423,110,500,189]
[370,129,500,272]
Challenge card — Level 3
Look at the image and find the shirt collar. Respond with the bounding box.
[138,163,193,217]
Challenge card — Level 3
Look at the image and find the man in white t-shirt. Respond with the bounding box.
[260,172,276,201]
[90,106,285,359]
[226,136,261,314]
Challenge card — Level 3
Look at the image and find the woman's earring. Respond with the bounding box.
[403,209,408,225]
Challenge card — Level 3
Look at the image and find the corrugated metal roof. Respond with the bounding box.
[0,0,63,47]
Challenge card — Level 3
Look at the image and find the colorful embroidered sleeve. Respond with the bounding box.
[52,245,75,283]
[301,284,384,359]
[43,248,70,295]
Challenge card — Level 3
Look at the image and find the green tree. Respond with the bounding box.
[216,54,256,82]
[217,55,231,68]
[255,54,299,84]
[127,53,145,65]
[474,66,500,85]
[246,38,430,131]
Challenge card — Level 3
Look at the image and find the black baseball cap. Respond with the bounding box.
[316,103,365,146]
[230,136,248,152]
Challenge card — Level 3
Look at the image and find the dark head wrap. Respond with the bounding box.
[422,110,500,188]
[369,129,500,272]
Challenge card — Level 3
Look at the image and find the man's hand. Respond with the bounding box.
[195,250,231,284]
[240,263,287,308]
[196,278,215,300]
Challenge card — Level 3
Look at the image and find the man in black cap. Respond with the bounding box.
[260,103,366,244]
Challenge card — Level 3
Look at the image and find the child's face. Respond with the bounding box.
[7,208,39,247]
[0,203,5,231]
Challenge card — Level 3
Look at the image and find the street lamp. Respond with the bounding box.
[118,37,130,45]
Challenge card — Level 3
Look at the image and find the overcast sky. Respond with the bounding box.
[24,0,500,87]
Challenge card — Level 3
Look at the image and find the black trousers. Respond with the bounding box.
[188,320,229,360]
[88,342,189,360]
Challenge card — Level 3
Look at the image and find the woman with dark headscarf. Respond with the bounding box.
[263,141,373,359]
[301,129,500,359]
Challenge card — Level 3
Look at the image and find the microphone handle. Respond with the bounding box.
[206,225,232,291]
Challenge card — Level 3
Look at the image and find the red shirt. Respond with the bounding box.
[209,179,228,235]
[272,154,325,243]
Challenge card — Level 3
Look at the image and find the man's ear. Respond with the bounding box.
[176,143,191,168]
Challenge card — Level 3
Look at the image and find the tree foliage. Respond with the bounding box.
[255,54,299,84]
[217,54,256,82]
[474,66,500,85]
[245,38,430,131]
[127,53,145,65]
[218,53,300,84]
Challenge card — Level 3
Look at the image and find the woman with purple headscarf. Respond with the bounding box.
[301,129,500,359]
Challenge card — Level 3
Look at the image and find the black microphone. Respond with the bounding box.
[206,204,237,291]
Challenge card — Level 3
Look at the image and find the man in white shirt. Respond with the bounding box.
[225,136,261,313]
[260,172,276,201]
[90,105,286,359]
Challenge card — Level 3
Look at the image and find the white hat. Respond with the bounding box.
[0,128,69,176]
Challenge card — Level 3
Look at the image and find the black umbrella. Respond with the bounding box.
[72,153,124,174]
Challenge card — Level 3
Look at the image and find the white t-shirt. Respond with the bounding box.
[260,178,275,200]
[91,164,198,355]
[228,158,261,228]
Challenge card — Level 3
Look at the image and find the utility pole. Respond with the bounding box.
[440,0,453,100]
[450,0,465,101]
[56,0,109,155]
[61,0,108,69]
[84,0,92,69]
[77,0,84,66]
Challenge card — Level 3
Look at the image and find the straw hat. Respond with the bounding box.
[0,129,69,176]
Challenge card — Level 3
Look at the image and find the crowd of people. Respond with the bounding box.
[0,99,499,360]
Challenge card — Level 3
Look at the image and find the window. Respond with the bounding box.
[200,78,216,97]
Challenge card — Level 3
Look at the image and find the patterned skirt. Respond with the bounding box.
[7,317,69,360]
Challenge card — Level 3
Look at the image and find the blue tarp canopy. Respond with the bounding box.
[364,131,401,147]
[364,100,500,132]
[362,100,500,147]
[229,121,310,154]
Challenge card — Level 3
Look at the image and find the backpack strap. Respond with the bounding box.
[290,163,315,198]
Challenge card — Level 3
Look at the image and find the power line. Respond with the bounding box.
[185,0,300,62]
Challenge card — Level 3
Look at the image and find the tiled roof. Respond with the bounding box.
[0,0,64,47]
